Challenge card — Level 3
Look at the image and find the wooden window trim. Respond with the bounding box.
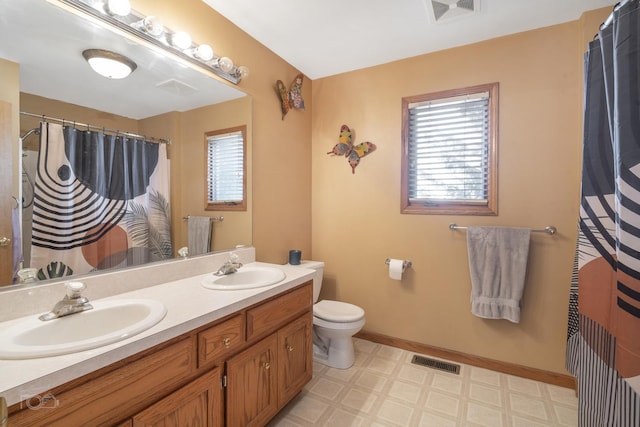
[204,125,247,212]
[401,82,499,216]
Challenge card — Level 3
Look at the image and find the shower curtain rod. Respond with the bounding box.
[600,0,627,31]
[449,223,557,235]
[20,111,171,144]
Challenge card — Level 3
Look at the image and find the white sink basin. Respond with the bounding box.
[0,299,167,359]
[201,266,286,290]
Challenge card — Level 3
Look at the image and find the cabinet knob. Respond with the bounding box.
[0,237,10,247]
[222,338,231,347]
[264,362,271,370]
[286,345,294,352]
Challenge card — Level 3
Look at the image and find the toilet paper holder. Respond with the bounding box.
[385,258,412,272]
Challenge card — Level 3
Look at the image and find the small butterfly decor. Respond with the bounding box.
[326,125,377,174]
[276,73,304,120]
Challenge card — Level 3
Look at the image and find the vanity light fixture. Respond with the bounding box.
[215,56,235,73]
[169,31,192,50]
[106,0,130,17]
[192,44,214,61]
[57,0,250,84]
[237,66,250,79]
[134,15,164,37]
[82,49,137,79]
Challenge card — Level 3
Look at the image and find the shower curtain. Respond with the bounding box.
[566,1,640,425]
[30,122,172,279]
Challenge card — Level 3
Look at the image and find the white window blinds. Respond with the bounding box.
[207,130,244,203]
[407,92,490,203]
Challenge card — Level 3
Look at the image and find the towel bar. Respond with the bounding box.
[182,215,224,222]
[449,223,556,235]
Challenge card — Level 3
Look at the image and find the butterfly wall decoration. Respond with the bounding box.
[326,125,377,174]
[276,73,304,120]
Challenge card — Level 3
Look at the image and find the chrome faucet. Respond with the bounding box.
[214,253,243,276]
[39,282,93,321]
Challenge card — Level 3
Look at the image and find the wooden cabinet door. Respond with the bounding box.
[225,334,277,427]
[132,367,223,427]
[277,313,312,407]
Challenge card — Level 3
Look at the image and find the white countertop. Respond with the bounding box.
[0,262,315,407]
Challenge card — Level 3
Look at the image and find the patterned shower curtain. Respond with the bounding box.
[566,1,640,425]
[30,122,172,279]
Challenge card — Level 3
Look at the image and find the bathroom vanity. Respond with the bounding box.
[0,249,315,426]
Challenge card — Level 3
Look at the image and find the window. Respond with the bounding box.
[401,83,498,215]
[205,126,246,211]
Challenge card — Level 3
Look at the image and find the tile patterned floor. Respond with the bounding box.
[268,338,578,427]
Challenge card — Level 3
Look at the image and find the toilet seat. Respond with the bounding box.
[313,314,366,331]
[314,300,365,323]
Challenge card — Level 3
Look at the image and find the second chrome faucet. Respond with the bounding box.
[214,252,243,276]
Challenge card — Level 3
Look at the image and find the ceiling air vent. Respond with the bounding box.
[156,79,197,96]
[429,0,478,22]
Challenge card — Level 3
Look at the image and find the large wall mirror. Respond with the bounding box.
[0,0,252,288]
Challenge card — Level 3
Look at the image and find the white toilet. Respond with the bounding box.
[290,260,365,369]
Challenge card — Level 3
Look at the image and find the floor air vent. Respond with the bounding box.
[411,355,460,374]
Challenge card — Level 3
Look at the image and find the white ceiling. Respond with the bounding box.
[0,0,615,120]
[202,0,615,79]
[0,0,246,120]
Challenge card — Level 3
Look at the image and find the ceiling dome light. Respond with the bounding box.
[194,44,214,61]
[106,0,131,16]
[82,49,137,79]
[170,31,192,50]
[217,56,234,73]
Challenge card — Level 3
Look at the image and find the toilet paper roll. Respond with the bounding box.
[388,259,404,280]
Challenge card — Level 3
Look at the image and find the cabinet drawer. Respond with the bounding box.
[9,337,196,427]
[198,314,245,366]
[246,283,312,341]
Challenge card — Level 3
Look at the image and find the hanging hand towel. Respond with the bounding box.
[187,216,212,256]
[12,206,23,279]
[466,227,531,323]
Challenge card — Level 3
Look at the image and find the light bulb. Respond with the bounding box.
[170,31,192,50]
[194,44,214,61]
[138,16,163,37]
[237,65,249,79]
[217,56,234,73]
[107,0,131,16]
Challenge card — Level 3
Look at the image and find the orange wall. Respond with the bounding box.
[20,93,141,143]
[310,9,610,374]
[0,59,20,198]
[158,96,253,252]
[134,0,313,264]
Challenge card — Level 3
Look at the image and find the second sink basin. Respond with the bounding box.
[0,299,167,359]
[201,265,286,290]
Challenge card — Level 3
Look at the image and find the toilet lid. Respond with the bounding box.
[314,300,365,323]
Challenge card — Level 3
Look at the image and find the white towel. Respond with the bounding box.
[466,227,531,323]
[12,207,23,278]
[187,216,211,256]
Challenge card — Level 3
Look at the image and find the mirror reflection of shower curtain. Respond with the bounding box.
[30,122,172,280]
[21,149,37,268]
[566,2,640,425]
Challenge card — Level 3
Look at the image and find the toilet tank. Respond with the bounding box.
[294,260,324,303]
